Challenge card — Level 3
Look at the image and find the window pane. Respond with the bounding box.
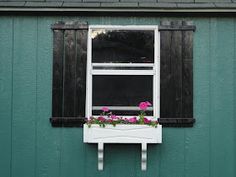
[92,30,154,63]
[92,75,153,107]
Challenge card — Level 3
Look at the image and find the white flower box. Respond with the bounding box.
[83,124,162,171]
[83,124,162,144]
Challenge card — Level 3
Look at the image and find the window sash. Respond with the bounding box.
[86,25,160,119]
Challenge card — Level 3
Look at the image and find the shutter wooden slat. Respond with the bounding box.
[171,21,183,118]
[160,25,172,118]
[159,20,195,127]
[63,30,77,117]
[182,28,193,118]
[75,30,87,117]
[52,30,64,117]
[182,61,193,118]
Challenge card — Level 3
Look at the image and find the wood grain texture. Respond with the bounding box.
[52,21,88,122]
[182,24,193,118]
[63,30,77,117]
[160,20,194,126]
[75,29,87,117]
[52,29,64,117]
[160,26,172,118]
[170,21,183,117]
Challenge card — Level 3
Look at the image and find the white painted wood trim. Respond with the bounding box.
[91,69,155,75]
[141,143,147,171]
[92,63,154,67]
[89,25,158,30]
[90,115,155,119]
[86,27,93,118]
[92,106,153,111]
[98,143,104,170]
[154,27,160,118]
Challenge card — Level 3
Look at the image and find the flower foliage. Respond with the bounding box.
[86,102,158,128]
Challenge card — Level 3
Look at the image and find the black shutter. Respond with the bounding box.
[158,21,196,127]
[50,21,88,127]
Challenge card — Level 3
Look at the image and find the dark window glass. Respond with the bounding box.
[92,75,153,107]
[92,30,154,63]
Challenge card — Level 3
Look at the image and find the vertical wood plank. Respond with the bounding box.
[159,129,185,177]
[182,25,193,118]
[52,29,64,117]
[75,30,87,117]
[160,21,172,118]
[234,18,236,177]
[209,18,235,177]
[171,21,183,117]
[104,144,137,177]
[12,17,37,177]
[0,17,13,177]
[60,128,84,177]
[63,30,76,117]
[36,17,61,177]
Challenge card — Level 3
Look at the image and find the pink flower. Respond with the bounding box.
[128,117,137,123]
[139,102,148,111]
[139,101,152,111]
[97,116,106,122]
[101,107,109,112]
[144,117,151,124]
[111,115,118,120]
[146,101,152,106]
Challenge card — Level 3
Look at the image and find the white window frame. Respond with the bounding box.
[86,25,160,120]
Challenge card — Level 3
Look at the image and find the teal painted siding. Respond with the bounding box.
[0,16,236,177]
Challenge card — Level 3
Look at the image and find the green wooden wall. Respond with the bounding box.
[0,15,236,177]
